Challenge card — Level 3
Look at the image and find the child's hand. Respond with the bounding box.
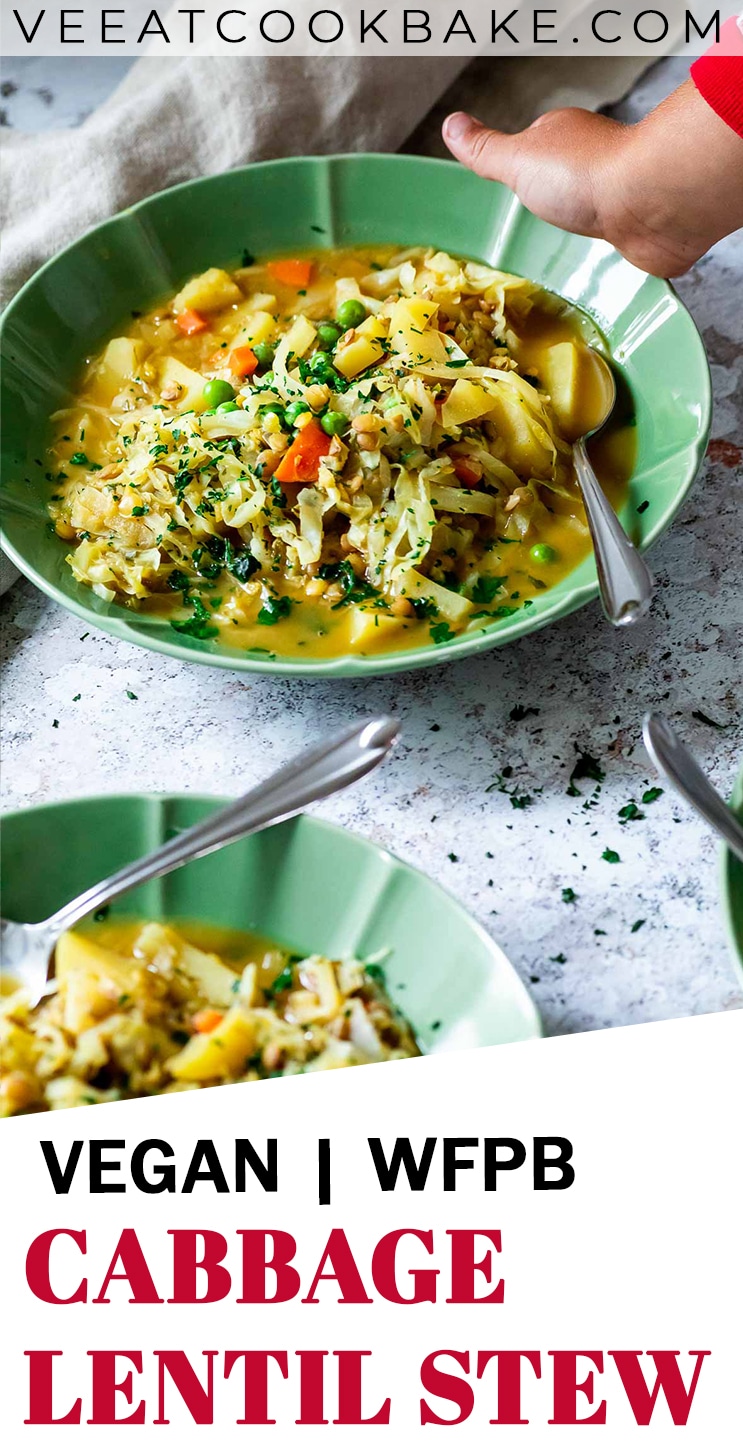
[443,80,743,278]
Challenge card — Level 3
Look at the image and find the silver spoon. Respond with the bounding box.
[0,716,399,1006]
[643,712,743,863]
[572,350,654,628]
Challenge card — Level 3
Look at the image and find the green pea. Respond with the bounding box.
[260,403,286,428]
[216,400,241,413]
[202,378,235,408]
[309,351,335,376]
[529,543,557,565]
[252,342,275,371]
[321,410,348,437]
[336,298,367,331]
[316,322,342,351]
[284,399,311,427]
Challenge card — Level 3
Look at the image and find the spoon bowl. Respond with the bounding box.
[0,716,399,1006]
[572,348,654,628]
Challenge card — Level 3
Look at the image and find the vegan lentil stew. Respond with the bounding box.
[0,920,418,1114]
[47,247,634,658]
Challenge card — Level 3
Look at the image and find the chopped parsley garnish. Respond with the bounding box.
[642,787,664,805]
[631,919,646,933]
[561,887,577,904]
[567,749,605,796]
[258,595,292,625]
[618,801,645,823]
[171,596,219,640]
[266,964,294,995]
[430,621,454,645]
[602,848,621,864]
[472,575,507,605]
[509,704,540,722]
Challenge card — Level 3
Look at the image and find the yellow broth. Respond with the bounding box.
[47,246,635,659]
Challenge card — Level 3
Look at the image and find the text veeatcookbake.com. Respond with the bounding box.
[9,5,725,54]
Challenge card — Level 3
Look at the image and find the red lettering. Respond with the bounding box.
[549,1351,606,1425]
[301,1229,372,1305]
[93,1228,163,1304]
[477,1350,542,1424]
[26,1228,87,1304]
[88,1351,145,1425]
[610,1350,710,1426]
[24,1352,81,1425]
[447,1229,504,1304]
[371,1230,438,1304]
[334,1351,390,1425]
[420,1350,474,1425]
[154,1351,216,1424]
[168,1230,230,1303]
[225,1351,288,1425]
[238,1230,300,1303]
[296,1351,329,1425]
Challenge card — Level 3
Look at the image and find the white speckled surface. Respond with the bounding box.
[1,57,742,1034]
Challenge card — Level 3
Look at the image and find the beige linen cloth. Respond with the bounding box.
[0,53,655,309]
[0,50,654,591]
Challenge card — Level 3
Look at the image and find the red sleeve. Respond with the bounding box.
[691,15,743,138]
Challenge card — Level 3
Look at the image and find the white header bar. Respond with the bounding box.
[2,1,734,58]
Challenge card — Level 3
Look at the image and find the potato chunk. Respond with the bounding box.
[334,317,388,379]
[158,356,207,411]
[167,1005,256,1081]
[542,342,581,436]
[388,297,447,365]
[172,267,242,316]
[441,378,496,428]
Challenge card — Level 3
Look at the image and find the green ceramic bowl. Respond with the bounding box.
[721,765,743,980]
[0,154,712,677]
[0,795,541,1054]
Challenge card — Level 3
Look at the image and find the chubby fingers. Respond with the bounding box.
[442,112,522,187]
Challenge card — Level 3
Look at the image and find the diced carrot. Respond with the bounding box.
[229,344,259,378]
[452,456,482,488]
[192,1009,224,1034]
[266,259,314,289]
[176,308,208,337]
[274,417,329,484]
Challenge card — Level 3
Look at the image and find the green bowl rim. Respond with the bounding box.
[0,790,544,1040]
[720,763,743,982]
[0,152,713,677]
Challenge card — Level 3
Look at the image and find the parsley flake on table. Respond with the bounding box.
[602,848,621,864]
[641,787,664,804]
[561,887,577,904]
[631,919,646,933]
[618,801,645,823]
[567,748,605,796]
[126,690,138,701]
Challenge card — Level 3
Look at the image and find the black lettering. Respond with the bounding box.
[443,1139,477,1191]
[90,1140,126,1193]
[182,1140,229,1193]
[592,9,621,43]
[361,8,387,41]
[101,8,125,42]
[13,7,45,43]
[217,9,246,42]
[484,1138,527,1189]
[61,8,83,42]
[177,8,205,44]
[138,8,170,42]
[131,1140,175,1194]
[309,10,343,42]
[40,1139,83,1195]
[444,9,475,43]
[687,10,720,44]
[368,1137,436,1190]
[259,9,294,41]
[634,9,669,43]
[534,1137,575,1190]
[534,8,557,42]
[404,9,431,42]
[491,9,519,42]
[235,1139,278,1193]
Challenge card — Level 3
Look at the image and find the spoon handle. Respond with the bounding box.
[45,716,399,935]
[643,712,743,864]
[574,438,654,628]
